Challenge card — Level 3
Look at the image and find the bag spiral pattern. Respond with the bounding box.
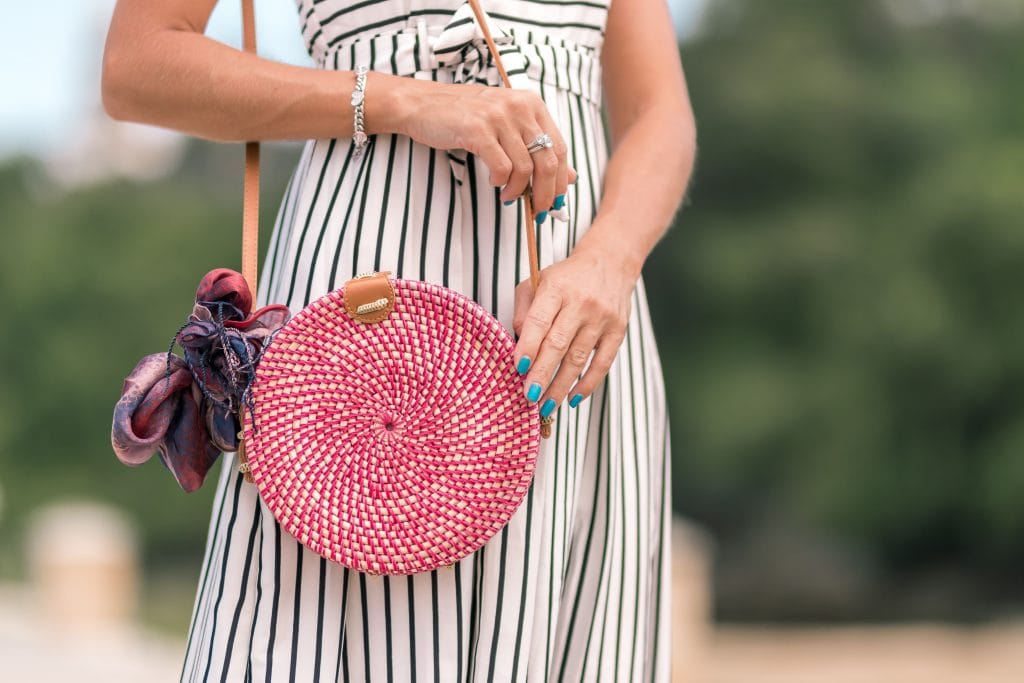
[244,279,540,575]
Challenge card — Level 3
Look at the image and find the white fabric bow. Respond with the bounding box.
[425,2,532,90]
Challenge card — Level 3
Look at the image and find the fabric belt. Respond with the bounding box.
[321,3,603,106]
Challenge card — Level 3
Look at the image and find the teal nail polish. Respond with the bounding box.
[526,383,542,403]
[553,194,565,210]
[503,199,516,206]
[540,398,557,418]
[516,356,531,375]
[535,211,547,224]
[569,393,583,408]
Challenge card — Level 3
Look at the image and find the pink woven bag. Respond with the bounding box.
[232,0,550,575]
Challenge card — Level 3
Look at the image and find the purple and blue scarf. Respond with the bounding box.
[111,269,290,492]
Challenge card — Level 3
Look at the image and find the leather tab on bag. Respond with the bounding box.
[343,271,396,324]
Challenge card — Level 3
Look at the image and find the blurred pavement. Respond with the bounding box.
[0,582,182,683]
[695,623,1024,683]
[2,513,1023,682]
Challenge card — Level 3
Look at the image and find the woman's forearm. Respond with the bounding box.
[574,102,696,279]
[100,23,414,142]
[101,0,578,210]
[570,0,696,280]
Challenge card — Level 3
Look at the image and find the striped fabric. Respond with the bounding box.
[180,1,672,680]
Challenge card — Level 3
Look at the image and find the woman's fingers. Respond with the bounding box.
[477,137,515,188]
[497,127,534,201]
[512,283,562,395]
[525,136,559,214]
[511,277,535,338]
[534,108,570,210]
[568,329,625,401]
[519,308,580,409]
[462,88,581,211]
[537,324,601,415]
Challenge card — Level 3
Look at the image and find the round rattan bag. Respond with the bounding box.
[241,273,541,575]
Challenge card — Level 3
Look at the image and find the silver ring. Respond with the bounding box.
[526,133,554,155]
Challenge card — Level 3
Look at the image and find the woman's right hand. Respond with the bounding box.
[368,77,575,213]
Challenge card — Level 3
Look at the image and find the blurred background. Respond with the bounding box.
[1,0,1022,680]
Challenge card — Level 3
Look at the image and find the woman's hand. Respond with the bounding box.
[511,230,641,418]
[371,78,576,212]
[506,0,697,420]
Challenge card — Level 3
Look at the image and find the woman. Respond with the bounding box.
[102,0,695,680]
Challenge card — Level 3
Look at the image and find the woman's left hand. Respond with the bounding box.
[511,234,640,418]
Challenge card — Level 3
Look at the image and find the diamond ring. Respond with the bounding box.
[526,133,554,154]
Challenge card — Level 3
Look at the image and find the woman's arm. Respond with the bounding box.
[580,0,697,278]
[101,0,361,142]
[101,0,571,208]
[512,0,696,411]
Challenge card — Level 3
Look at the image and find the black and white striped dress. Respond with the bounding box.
[181,1,671,680]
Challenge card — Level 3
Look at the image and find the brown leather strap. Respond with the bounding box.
[239,0,541,295]
[465,0,541,292]
[241,0,259,297]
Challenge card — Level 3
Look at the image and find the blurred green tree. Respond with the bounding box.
[0,143,298,578]
[647,0,1024,618]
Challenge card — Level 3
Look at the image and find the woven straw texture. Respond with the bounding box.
[244,278,540,575]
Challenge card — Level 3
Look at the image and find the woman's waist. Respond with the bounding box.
[313,19,603,107]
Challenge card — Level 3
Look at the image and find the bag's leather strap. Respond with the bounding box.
[239,0,542,296]
[241,0,259,296]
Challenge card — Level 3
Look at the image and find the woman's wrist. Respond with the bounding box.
[362,71,422,137]
[573,218,647,284]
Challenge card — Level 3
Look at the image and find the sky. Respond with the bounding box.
[0,0,707,159]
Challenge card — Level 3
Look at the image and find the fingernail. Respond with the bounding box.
[503,199,516,206]
[553,194,565,210]
[535,211,548,224]
[516,356,531,375]
[540,398,558,418]
[569,393,583,408]
[526,383,542,403]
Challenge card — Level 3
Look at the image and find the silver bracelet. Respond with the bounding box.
[351,65,369,157]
